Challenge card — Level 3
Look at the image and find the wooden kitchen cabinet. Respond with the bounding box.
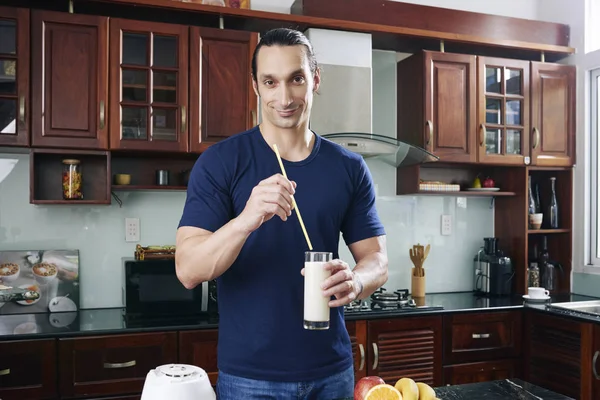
[189,27,258,153]
[178,329,219,386]
[397,51,477,163]
[58,332,177,398]
[109,18,189,152]
[443,359,520,385]
[0,6,29,148]
[31,10,108,150]
[0,338,57,400]
[530,62,576,167]
[594,324,600,396]
[346,320,368,382]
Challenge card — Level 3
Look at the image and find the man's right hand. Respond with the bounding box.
[234,173,296,234]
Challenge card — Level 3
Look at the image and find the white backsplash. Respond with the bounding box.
[0,152,494,309]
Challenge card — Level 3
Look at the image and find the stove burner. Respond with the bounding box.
[370,288,412,308]
[343,287,444,314]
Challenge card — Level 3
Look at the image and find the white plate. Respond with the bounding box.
[467,187,501,192]
[49,296,77,312]
[523,294,551,302]
[16,284,41,306]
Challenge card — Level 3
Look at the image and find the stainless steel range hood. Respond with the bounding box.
[305,29,438,168]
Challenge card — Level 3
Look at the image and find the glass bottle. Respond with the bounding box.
[528,176,536,215]
[528,262,540,287]
[62,159,83,200]
[535,183,542,213]
[548,177,559,228]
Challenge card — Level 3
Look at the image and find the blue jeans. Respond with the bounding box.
[216,366,354,400]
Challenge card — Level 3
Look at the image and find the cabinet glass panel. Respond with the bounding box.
[152,108,177,141]
[0,60,16,94]
[486,98,502,124]
[506,69,522,95]
[506,129,522,155]
[485,67,502,93]
[0,98,16,134]
[153,71,176,103]
[506,100,522,126]
[123,33,148,66]
[0,20,16,55]
[122,107,147,140]
[122,69,147,102]
[485,128,502,155]
[153,35,177,68]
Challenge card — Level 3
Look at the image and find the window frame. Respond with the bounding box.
[590,68,600,266]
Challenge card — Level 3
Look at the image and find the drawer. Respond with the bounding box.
[443,359,521,385]
[443,311,522,363]
[0,339,57,400]
[59,332,177,398]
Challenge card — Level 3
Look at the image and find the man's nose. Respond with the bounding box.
[279,84,293,107]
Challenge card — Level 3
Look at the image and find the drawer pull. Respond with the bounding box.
[472,333,491,339]
[103,360,136,369]
[358,344,365,371]
[593,351,599,380]
[372,343,379,370]
[0,368,10,376]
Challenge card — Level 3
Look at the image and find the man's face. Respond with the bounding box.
[253,45,320,130]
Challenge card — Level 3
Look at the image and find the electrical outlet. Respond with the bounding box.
[125,218,140,242]
[441,215,452,236]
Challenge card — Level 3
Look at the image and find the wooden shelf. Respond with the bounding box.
[415,191,516,197]
[528,229,571,234]
[31,199,111,205]
[112,185,187,191]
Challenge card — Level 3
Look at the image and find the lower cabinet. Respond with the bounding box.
[0,338,57,400]
[178,329,219,386]
[443,359,520,385]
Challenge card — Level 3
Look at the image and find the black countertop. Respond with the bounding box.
[0,291,598,340]
[435,378,574,399]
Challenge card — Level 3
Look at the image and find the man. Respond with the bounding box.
[176,28,388,399]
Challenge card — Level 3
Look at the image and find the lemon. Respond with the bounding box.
[394,378,418,400]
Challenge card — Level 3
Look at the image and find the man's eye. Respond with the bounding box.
[264,80,274,86]
[294,76,305,83]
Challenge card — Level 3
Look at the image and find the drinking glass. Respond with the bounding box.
[304,251,332,330]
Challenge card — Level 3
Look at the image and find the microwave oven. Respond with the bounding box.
[123,258,218,319]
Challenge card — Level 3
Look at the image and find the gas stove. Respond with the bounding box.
[344,288,444,314]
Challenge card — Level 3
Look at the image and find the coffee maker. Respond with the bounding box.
[473,238,514,296]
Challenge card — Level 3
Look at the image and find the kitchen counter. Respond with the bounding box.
[0,291,598,340]
[434,378,574,399]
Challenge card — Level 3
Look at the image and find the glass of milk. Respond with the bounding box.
[304,251,333,330]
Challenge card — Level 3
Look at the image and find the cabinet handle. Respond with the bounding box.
[472,333,491,339]
[532,127,540,149]
[19,96,25,124]
[358,343,365,371]
[181,105,187,133]
[372,343,379,370]
[425,120,433,146]
[479,124,485,147]
[593,351,599,380]
[0,368,10,376]
[103,360,136,369]
[99,100,105,129]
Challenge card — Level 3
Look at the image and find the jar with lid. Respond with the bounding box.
[62,159,83,200]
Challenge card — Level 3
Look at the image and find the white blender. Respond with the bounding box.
[141,364,216,400]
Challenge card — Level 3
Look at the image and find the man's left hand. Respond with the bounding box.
[301,259,362,308]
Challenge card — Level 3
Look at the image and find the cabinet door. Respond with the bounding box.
[190,27,258,153]
[346,320,367,382]
[0,339,57,400]
[178,329,219,386]
[31,10,108,149]
[109,19,189,152]
[443,359,520,385]
[367,316,443,386]
[0,7,29,147]
[58,332,177,398]
[424,51,476,162]
[477,57,530,165]
[530,62,575,166]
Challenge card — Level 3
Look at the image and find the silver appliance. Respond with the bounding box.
[474,237,498,294]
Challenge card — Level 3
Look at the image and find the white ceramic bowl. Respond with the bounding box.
[32,262,58,285]
[0,263,20,283]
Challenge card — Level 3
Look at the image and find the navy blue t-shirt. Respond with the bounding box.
[178,126,385,382]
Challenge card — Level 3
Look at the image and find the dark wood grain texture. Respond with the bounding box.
[58,332,177,398]
[346,320,368,382]
[0,339,57,400]
[530,63,576,167]
[178,329,219,386]
[443,359,521,386]
[31,10,108,149]
[593,325,600,396]
[30,148,111,205]
[0,6,30,147]
[190,27,257,153]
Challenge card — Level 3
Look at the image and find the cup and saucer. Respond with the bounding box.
[522,287,551,302]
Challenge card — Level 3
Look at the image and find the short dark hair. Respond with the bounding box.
[251,28,319,81]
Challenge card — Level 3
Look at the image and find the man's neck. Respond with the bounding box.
[259,122,315,162]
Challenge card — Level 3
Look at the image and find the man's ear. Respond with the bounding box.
[313,67,321,94]
[252,77,260,97]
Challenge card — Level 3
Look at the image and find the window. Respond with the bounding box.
[591,68,600,264]
[587,0,600,53]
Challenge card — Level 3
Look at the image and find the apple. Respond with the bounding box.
[483,176,495,188]
[354,376,385,400]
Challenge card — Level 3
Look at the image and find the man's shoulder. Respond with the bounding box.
[318,134,366,169]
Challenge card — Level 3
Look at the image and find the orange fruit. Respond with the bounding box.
[364,383,403,400]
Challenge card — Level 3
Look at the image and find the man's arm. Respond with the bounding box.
[349,235,388,300]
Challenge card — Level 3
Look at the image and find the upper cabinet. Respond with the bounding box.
[477,57,530,165]
[0,7,29,147]
[189,27,258,153]
[109,19,189,152]
[31,10,109,150]
[530,62,576,167]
